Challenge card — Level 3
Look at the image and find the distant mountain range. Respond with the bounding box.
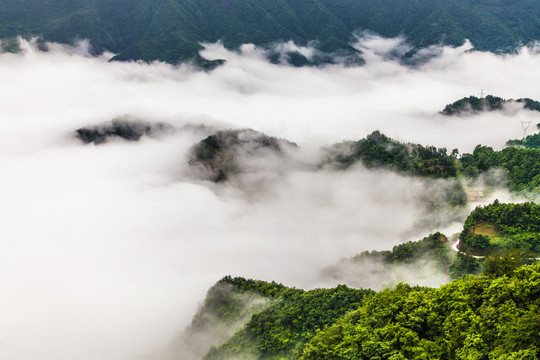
[1,0,540,63]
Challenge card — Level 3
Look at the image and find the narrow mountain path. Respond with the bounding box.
[451,237,484,258]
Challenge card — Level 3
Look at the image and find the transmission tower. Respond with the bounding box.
[479,89,486,98]
[521,121,531,140]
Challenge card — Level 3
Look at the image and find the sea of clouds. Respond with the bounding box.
[1,34,540,360]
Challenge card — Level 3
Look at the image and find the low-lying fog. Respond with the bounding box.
[1,35,540,360]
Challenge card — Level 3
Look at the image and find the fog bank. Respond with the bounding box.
[1,37,540,360]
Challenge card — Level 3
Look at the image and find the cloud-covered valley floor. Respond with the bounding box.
[1,37,540,360]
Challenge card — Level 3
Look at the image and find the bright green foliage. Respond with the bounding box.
[204,281,374,360]
[460,145,540,190]
[324,132,467,209]
[507,133,540,149]
[299,263,540,360]
[2,0,540,63]
[323,126,540,200]
[461,233,493,254]
[482,249,533,278]
[459,201,540,255]
[326,131,460,180]
[463,201,540,235]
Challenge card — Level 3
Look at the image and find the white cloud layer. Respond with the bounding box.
[1,36,540,360]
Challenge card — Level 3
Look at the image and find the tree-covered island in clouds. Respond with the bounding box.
[75,116,174,144]
[188,129,299,182]
[2,0,540,63]
[441,95,540,116]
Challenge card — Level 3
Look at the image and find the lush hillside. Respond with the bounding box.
[184,201,539,359]
[459,201,540,256]
[198,277,374,360]
[177,136,540,360]
[2,0,540,63]
[189,262,539,359]
[324,131,460,180]
[324,127,540,192]
[300,262,540,360]
[461,145,540,190]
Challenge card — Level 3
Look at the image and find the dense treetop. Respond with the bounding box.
[198,277,374,360]
[460,145,540,190]
[299,262,540,360]
[190,260,539,359]
[324,130,460,179]
[459,201,540,255]
[2,0,540,63]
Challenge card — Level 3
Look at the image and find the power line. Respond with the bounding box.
[521,121,531,140]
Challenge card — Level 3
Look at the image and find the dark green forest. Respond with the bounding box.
[324,128,540,192]
[203,278,374,360]
[324,130,460,179]
[2,0,540,63]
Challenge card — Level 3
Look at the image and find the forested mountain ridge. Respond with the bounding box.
[299,262,540,360]
[323,128,540,192]
[184,261,540,359]
[2,0,540,63]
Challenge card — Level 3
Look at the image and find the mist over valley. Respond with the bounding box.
[1,17,540,360]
